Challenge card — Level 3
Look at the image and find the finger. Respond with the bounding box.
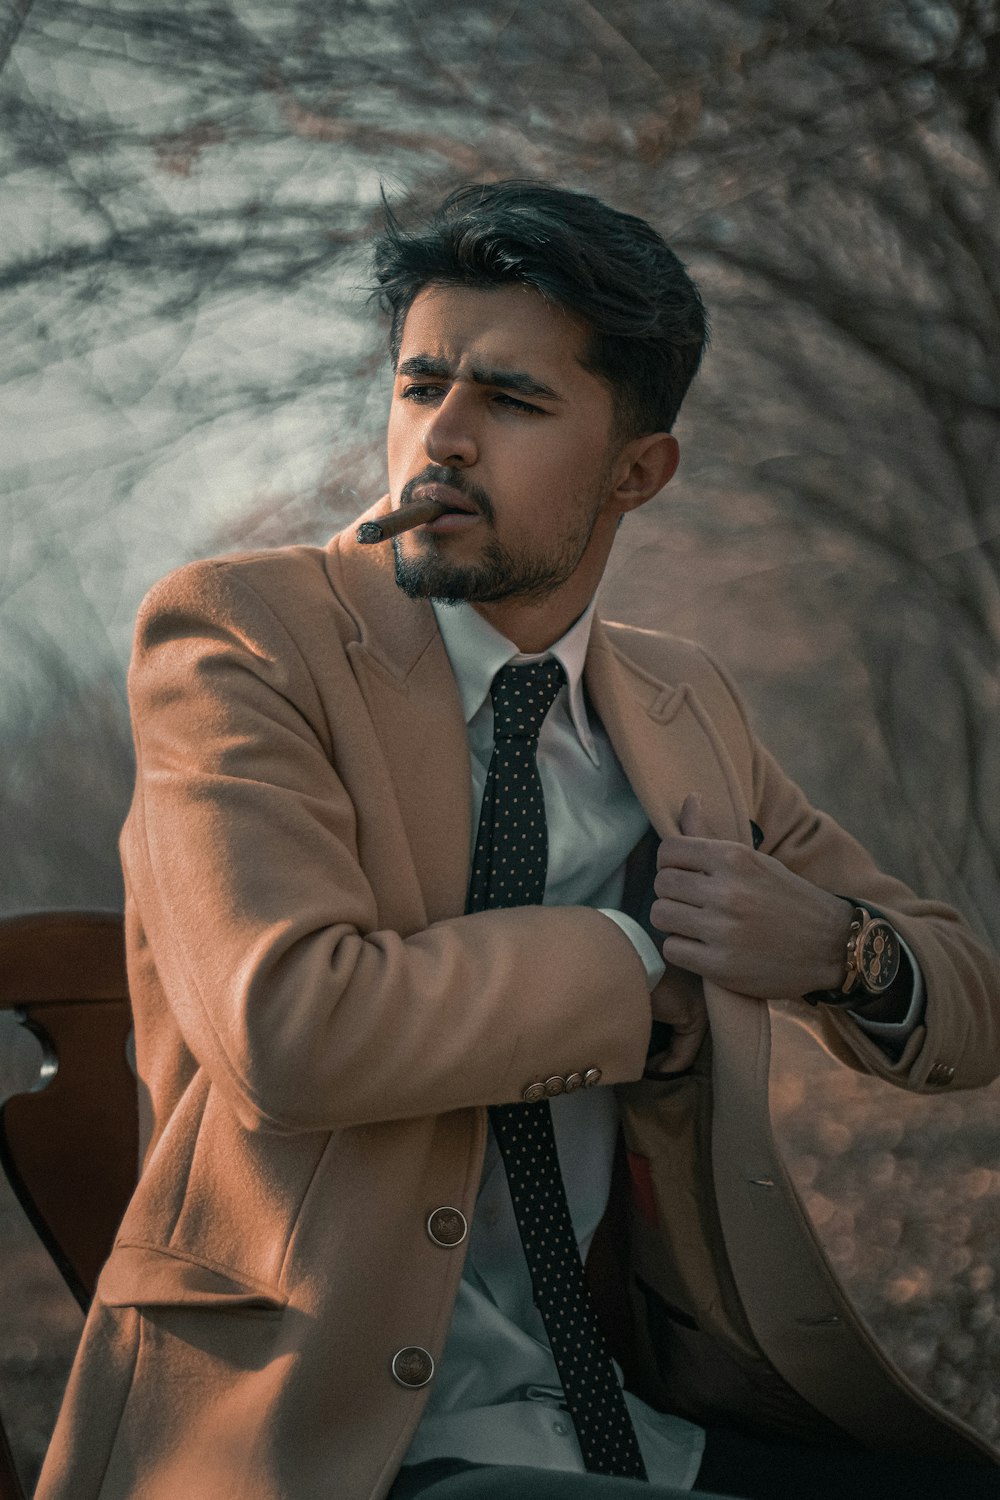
[679,791,712,839]
[656,1018,706,1074]
[656,835,721,873]
[653,865,709,904]
[659,933,714,978]
[650,897,712,939]
[647,997,708,1075]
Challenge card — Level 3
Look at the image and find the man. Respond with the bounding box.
[38,182,1000,1500]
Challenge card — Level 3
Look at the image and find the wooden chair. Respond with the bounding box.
[0,911,136,1500]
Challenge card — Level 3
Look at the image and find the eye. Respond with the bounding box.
[492,392,543,415]
[401,383,445,404]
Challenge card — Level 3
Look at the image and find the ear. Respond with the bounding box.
[608,433,680,515]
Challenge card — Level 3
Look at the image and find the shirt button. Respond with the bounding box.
[391,1347,435,1388]
[426,1207,468,1247]
[583,1067,602,1088]
[552,1419,569,1436]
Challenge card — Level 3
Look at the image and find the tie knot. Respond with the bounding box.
[491,659,566,741]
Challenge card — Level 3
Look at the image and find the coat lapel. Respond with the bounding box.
[326,508,472,926]
[584,618,746,845]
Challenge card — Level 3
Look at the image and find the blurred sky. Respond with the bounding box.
[2,0,998,930]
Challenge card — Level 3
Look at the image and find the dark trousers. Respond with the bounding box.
[389,1426,1000,1500]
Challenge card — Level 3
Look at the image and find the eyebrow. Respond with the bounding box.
[397,354,563,402]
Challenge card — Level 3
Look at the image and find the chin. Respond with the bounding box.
[392,541,471,602]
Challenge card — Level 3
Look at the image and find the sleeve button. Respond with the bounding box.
[583,1067,602,1087]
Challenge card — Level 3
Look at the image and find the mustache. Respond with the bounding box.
[401,466,495,524]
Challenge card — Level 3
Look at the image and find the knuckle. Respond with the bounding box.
[679,999,708,1034]
[720,843,743,873]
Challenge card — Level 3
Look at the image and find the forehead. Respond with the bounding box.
[397,283,600,394]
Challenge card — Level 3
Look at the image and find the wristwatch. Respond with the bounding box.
[804,903,901,1007]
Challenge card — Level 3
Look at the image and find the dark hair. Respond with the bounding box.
[370,179,709,438]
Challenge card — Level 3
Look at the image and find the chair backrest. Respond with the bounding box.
[0,910,136,1500]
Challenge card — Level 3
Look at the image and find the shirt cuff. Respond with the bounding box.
[600,909,666,991]
[850,936,925,1038]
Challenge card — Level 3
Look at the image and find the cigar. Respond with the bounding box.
[356,499,448,544]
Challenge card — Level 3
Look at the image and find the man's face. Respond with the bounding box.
[386,283,621,605]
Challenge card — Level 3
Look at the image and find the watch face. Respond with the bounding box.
[858,920,900,993]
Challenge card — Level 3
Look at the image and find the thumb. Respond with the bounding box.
[678,791,711,839]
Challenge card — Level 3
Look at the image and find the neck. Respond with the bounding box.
[471,534,612,652]
[472,591,590,655]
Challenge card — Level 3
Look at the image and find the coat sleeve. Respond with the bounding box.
[121,560,654,1135]
[691,645,1000,1092]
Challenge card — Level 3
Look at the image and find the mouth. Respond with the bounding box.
[409,482,480,518]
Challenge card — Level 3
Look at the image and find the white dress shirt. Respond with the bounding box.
[402,599,703,1485]
[401,597,922,1484]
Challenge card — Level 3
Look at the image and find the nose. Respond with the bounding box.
[423,387,477,468]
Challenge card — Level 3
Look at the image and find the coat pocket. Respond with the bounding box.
[96,1240,288,1312]
[83,1242,292,1496]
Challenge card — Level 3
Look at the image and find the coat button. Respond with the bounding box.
[564,1072,584,1092]
[523,1082,547,1103]
[583,1067,602,1087]
[391,1347,435,1388]
[926,1062,955,1087]
[427,1207,468,1247]
[544,1075,566,1096]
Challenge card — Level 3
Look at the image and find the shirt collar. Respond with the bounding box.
[431,598,600,765]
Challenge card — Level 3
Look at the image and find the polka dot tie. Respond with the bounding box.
[466,659,648,1482]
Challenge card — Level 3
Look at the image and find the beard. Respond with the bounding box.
[391,466,609,606]
[392,531,600,605]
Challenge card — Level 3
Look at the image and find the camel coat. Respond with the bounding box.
[37,505,1000,1499]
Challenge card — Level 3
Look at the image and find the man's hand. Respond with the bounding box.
[651,793,853,1000]
[648,965,709,1074]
